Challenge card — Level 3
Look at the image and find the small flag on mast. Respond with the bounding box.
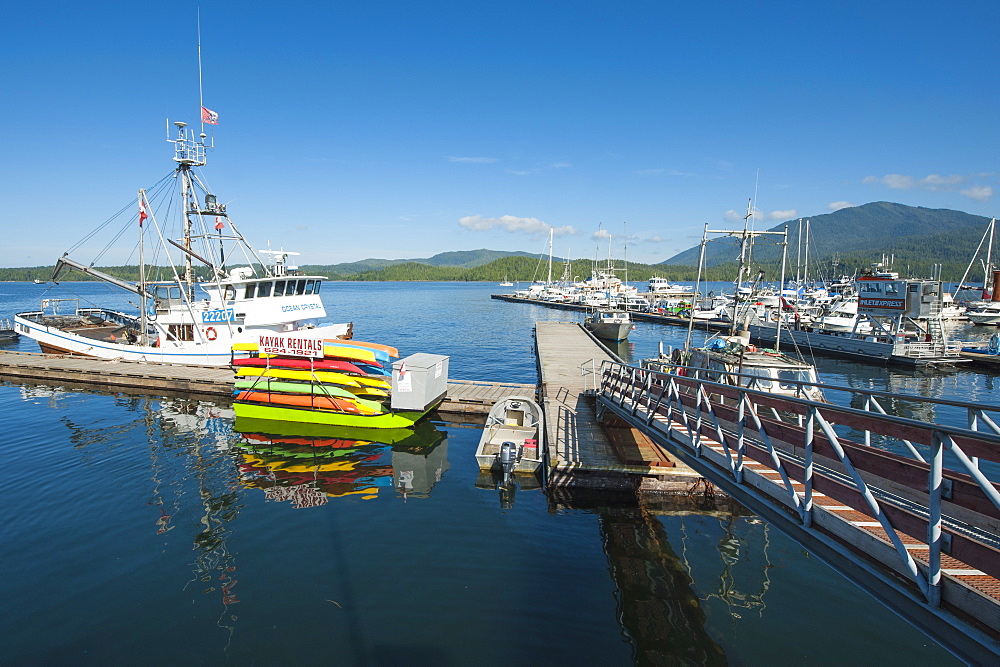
[215,217,225,231]
[201,106,219,125]
[139,199,148,227]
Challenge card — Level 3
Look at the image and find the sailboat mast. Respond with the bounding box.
[687,223,709,349]
[623,221,628,287]
[987,218,995,293]
[547,227,553,284]
[804,219,810,286]
[138,189,147,344]
[796,218,802,286]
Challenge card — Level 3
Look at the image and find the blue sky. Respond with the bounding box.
[2,1,998,267]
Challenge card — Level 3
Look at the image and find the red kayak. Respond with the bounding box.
[232,357,369,375]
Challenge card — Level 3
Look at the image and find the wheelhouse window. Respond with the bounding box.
[244,284,256,299]
[167,324,195,341]
[778,369,811,389]
[740,367,773,388]
[304,280,315,295]
[274,281,286,296]
[314,281,322,294]
[257,282,272,297]
[295,280,306,295]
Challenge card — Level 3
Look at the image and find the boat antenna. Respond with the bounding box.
[198,9,206,136]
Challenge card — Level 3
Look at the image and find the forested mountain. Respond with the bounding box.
[1,203,993,283]
[662,202,992,278]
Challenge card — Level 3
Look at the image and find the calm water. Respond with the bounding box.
[1,280,991,664]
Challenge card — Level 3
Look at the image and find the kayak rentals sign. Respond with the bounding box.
[258,334,325,358]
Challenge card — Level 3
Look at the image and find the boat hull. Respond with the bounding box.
[584,321,632,341]
[474,396,545,473]
[14,311,352,367]
[233,399,439,429]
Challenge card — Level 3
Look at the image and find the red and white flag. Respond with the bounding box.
[139,199,148,227]
[215,217,225,231]
[201,106,219,125]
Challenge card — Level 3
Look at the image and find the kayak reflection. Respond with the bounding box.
[234,418,448,506]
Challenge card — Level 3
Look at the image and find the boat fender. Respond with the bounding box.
[746,345,757,352]
[205,326,218,341]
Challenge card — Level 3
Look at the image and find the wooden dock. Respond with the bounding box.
[0,350,533,416]
[534,322,703,490]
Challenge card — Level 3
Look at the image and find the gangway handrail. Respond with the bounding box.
[622,358,1000,446]
[598,359,1000,616]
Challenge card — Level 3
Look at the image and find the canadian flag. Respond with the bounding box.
[201,106,219,125]
[139,199,148,227]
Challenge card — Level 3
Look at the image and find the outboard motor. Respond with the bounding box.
[499,441,518,486]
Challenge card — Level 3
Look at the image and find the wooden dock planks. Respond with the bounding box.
[535,321,675,488]
[0,351,533,415]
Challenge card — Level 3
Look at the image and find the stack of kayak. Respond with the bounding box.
[231,338,421,428]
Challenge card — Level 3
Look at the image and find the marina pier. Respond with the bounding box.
[0,350,533,417]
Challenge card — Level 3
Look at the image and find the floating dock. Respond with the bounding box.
[534,321,703,491]
[492,293,729,331]
[0,351,533,416]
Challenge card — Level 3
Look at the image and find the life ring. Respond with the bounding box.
[769,311,780,322]
[205,327,218,341]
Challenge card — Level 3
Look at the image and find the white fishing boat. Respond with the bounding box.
[584,307,633,341]
[645,337,826,402]
[15,120,351,366]
[650,199,827,398]
[475,396,544,475]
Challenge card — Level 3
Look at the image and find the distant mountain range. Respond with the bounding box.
[2,203,993,282]
[661,202,992,272]
[298,248,551,276]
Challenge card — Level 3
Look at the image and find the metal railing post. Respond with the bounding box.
[803,408,815,528]
[927,431,944,607]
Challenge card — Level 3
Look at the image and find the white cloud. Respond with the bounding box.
[961,185,993,202]
[768,209,797,221]
[458,215,577,237]
[723,209,742,222]
[592,228,612,240]
[828,201,854,211]
[920,174,964,190]
[864,172,971,193]
[446,156,498,164]
[549,162,572,169]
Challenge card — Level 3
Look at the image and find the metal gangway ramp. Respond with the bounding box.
[596,360,1000,663]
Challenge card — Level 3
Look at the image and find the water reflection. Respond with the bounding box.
[550,489,729,663]
[233,418,449,505]
[475,470,542,509]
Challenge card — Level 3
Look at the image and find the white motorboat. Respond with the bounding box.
[15,121,352,366]
[475,396,545,475]
[967,302,1000,326]
[584,308,633,341]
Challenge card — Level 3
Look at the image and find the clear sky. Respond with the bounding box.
[2,1,997,268]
